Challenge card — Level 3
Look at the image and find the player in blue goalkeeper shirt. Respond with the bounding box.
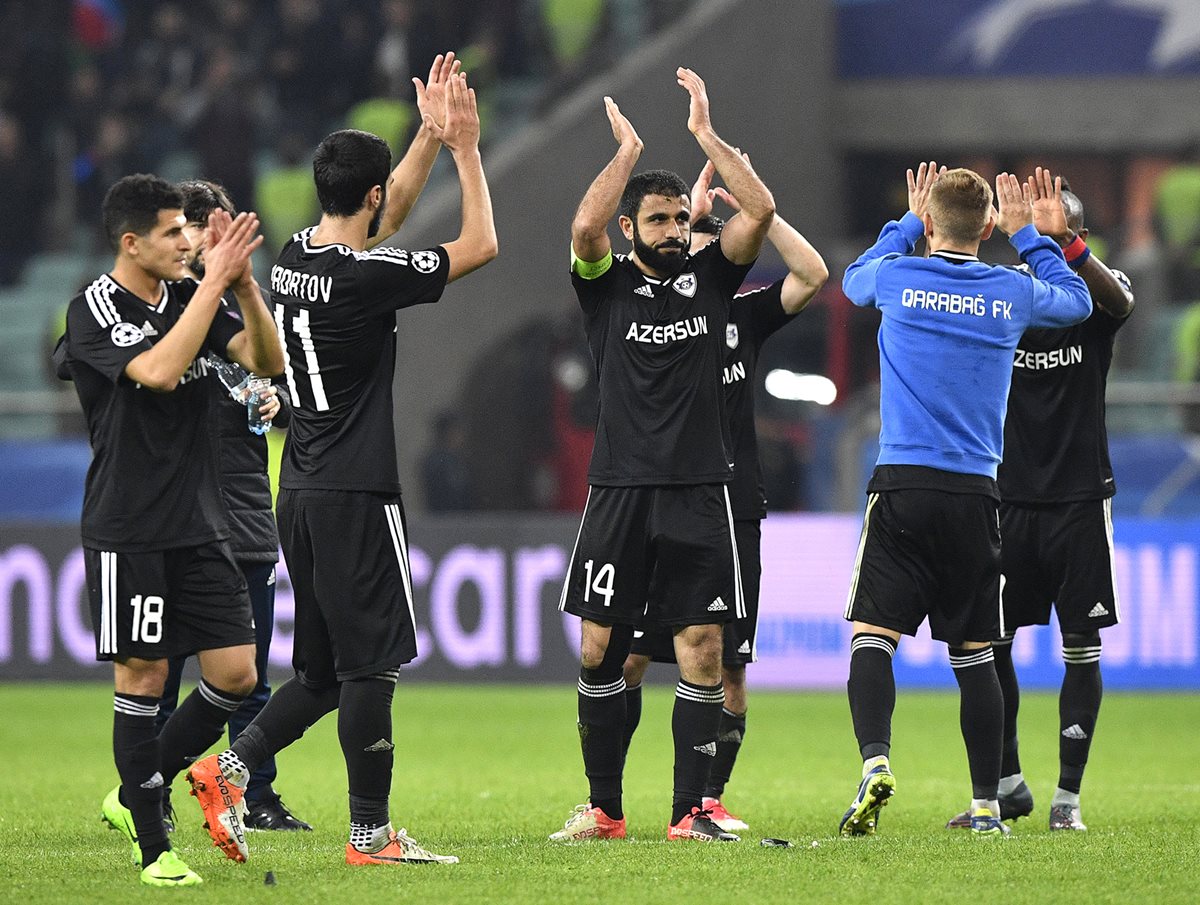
[838,163,1090,838]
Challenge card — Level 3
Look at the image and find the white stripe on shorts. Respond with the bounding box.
[1103,498,1121,623]
[99,551,111,654]
[384,504,418,633]
[722,486,745,619]
[558,487,593,613]
[844,493,880,620]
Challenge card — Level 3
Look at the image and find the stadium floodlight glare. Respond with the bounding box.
[764,369,837,406]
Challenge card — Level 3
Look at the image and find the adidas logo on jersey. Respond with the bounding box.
[140,320,159,337]
[634,283,655,298]
[1088,602,1110,618]
[693,741,717,757]
[1062,724,1088,740]
[708,597,727,612]
[737,640,751,654]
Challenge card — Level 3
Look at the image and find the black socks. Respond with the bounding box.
[113,693,169,867]
[157,679,246,785]
[949,646,1003,801]
[670,680,724,824]
[847,633,897,760]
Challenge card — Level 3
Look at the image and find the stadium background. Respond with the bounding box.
[0,0,1198,691]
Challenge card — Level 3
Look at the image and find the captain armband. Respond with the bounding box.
[571,247,613,280]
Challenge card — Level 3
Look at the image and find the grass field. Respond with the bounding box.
[1,682,1196,904]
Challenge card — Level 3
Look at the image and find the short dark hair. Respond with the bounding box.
[927,168,993,244]
[619,169,690,221]
[691,214,724,235]
[102,174,183,253]
[312,129,392,217]
[178,179,235,223]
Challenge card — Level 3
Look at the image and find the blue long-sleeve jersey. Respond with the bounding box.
[843,212,1091,479]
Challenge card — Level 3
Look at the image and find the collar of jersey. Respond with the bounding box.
[930,250,979,264]
[103,273,171,313]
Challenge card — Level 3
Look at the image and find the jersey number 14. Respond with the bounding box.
[583,560,616,608]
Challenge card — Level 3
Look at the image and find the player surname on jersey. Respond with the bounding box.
[270,265,333,304]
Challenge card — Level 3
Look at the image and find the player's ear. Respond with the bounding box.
[366,184,383,211]
[1078,227,1089,241]
[980,210,996,242]
[922,213,934,241]
[120,231,140,258]
[618,215,634,242]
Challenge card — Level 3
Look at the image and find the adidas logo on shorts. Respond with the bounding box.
[693,742,717,757]
[1062,724,1088,740]
[708,597,727,612]
[1088,602,1109,618]
[737,640,751,654]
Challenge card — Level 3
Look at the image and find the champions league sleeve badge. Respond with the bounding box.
[412,250,441,273]
[726,323,739,349]
[672,272,697,297]
[110,322,146,348]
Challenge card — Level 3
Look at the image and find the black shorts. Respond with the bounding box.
[559,484,742,628]
[631,519,761,665]
[86,540,254,661]
[1000,498,1120,634]
[843,489,1002,644]
[278,489,418,686]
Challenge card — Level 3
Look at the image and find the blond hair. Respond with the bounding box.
[928,169,993,244]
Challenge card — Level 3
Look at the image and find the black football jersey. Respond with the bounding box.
[725,281,797,518]
[271,228,450,493]
[572,239,753,486]
[999,270,1132,503]
[63,274,243,551]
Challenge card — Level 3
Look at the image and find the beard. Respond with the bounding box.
[633,228,688,276]
[367,185,387,238]
[187,251,205,279]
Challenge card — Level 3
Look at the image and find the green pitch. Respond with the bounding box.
[2,682,1196,904]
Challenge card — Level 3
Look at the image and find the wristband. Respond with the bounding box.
[1062,234,1091,270]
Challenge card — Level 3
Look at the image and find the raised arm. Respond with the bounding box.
[225,272,284,376]
[997,171,1090,328]
[125,212,262,391]
[426,73,498,282]
[676,68,773,265]
[366,52,460,249]
[711,178,826,314]
[571,97,643,265]
[842,162,937,307]
[1027,166,1134,320]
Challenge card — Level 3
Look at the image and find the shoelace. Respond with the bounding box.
[562,803,591,827]
[394,828,437,858]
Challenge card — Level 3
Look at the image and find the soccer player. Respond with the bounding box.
[839,163,1091,837]
[57,173,282,886]
[152,179,311,834]
[621,162,828,833]
[946,169,1134,832]
[549,69,775,844]
[186,58,497,866]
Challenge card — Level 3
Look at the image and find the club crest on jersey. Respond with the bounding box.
[673,272,697,298]
[412,250,441,273]
[110,322,145,347]
[726,324,739,349]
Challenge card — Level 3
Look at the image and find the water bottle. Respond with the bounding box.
[206,354,250,403]
[245,376,273,435]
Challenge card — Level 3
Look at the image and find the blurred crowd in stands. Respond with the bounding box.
[0,0,690,281]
